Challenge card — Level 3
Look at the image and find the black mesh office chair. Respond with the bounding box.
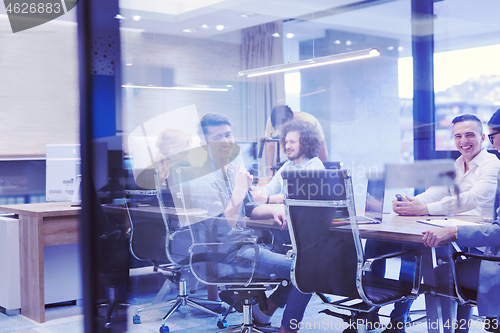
[448,252,500,305]
[429,250,500,331]
[494,172,500,222]
[424,250,500,333]
[282,169,424,332]
[174,166,286,333]
[323,161,343,170]
[129,169,224,333]
[93,182,130,331]
[432,179,500,328]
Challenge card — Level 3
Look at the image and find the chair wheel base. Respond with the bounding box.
[159,325,170,333]
[217,319,228,329]
[133,315,141,324]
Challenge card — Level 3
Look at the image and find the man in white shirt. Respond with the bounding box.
[366,114,500,333]
[252,119,325,205]
[393,114,500,216]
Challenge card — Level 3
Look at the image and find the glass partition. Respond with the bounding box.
[77,0,500,331]
[5,0,500,331]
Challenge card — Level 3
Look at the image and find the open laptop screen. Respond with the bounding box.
[364,178,385,221]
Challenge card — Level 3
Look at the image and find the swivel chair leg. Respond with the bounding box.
[218,298,279,333]
[157,279,226,332]
[101,286,129,329]
[134,278,224,325]
[161,279,223,321]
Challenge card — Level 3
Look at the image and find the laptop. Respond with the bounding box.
[354,178,386,224]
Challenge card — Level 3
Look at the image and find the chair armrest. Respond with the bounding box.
[188,238,259,254]
[99,229,122,239]
[362,249,421,272]
[452,251,500,262]
[168,228,190,241]
[189,239,260,287]
[448,251,496,305]
[361,248,423,304]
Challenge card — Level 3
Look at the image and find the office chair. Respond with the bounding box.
[174,166,285,333]
[282,169,425,333]
[128,169,225,333]
[451,252,500,305]
[494,172,500,222]
[93,182,130,331]
[428,251,500,332]
[322,161,343,170]
[433,180,500,329]
[431,250,500,329]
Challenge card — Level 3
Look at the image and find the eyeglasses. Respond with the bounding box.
[488,131,500,144]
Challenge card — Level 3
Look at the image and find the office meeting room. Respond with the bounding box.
[3,0,500,333]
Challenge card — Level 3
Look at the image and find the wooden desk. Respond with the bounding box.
[0,202,80,323]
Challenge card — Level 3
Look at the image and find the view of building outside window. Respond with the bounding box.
[398,44,500,161]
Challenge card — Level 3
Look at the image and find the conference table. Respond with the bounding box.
[249,210,481,333]
[0,200,482,331]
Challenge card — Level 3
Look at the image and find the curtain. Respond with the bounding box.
[241,21,285,142]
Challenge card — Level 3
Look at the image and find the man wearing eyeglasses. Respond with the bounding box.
[365,114,500,333]
[488,109,500,151]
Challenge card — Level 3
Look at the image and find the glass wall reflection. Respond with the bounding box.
[102,1,500,331]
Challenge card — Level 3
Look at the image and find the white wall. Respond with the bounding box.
[0,17,79,157]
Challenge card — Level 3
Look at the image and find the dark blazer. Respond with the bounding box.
[457,221,500,316]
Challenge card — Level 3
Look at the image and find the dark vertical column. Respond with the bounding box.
[412,0,436,160]
[77,0,121,332]
[77,0,96,331]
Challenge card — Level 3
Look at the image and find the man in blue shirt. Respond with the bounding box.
[187,114,315,333]
[251,119,325,204]
[186,114,321,333]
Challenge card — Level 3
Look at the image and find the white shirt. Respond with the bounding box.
[263,157,325,196]
[416,149,500,216]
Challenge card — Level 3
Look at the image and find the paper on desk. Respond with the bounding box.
[417,218,481,228]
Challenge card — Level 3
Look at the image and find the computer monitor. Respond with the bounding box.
[46,143,108,202]
[234,142,258,177]
[46,144,81,202]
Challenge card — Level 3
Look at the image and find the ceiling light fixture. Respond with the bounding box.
[238,48,381,78]
[286,33,294,39]
[119,27,145,33]
[201,24,209,29]
[132,15,141,21]
[122,84,229,92]
[216,25,225,31]
[272,32,280,38]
